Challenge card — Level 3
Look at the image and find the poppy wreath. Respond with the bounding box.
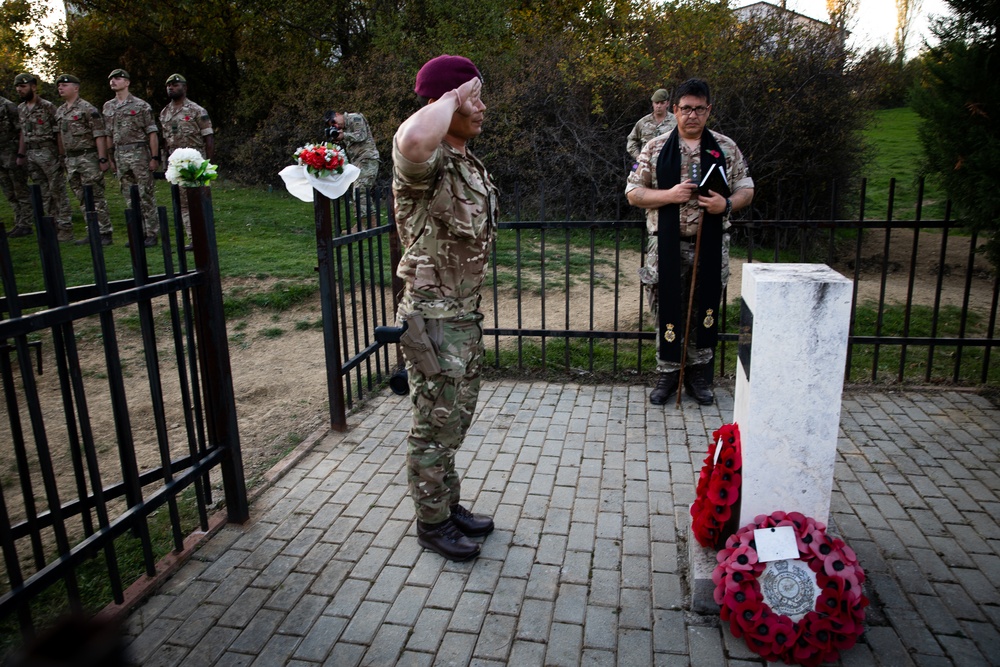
[712,511,869,666]
[690,423,742,549]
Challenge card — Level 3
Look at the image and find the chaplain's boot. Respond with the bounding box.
[684,363,715,406]
[450,504,494,537]
[649,371,679,405]
[417,518,481,562]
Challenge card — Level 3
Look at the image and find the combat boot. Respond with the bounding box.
[56,228,74,243]
[649,371,679,405]
[450,504,494,537]
[417,518,481,562]
[684,364,715,405]
[7,225,32,238]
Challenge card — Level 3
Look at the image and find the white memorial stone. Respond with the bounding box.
[733,263,852,526]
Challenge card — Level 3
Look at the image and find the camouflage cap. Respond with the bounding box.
[651,88,669,103]
[56,74,81,84]
[108,68,130,80]
[13,73,37,85]
[165,73,187,85]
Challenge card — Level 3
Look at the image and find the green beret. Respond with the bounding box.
[651,88,669,103]
[165,73,187,84]
[108,68,130,80]
[56,74,81,84]
[13,73,37,85]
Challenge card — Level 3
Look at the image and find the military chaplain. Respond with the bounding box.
[393,55,498,562]
[1,89,31,238]
[159,73,214,250]
[55,74,113,246]
[627,88,677,164]
[103,69,160,247]
[626,78,754,406]
[14,73,73,241]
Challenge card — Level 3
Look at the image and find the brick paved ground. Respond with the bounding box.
[123,382,1000,666]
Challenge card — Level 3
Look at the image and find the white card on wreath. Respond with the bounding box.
[753,526,799,562]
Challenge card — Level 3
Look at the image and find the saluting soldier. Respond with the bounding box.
[159,73,213,250]
[55,74,113,246]
[103,68,160,247]
[1,90,32,237]
[14,73,73,241]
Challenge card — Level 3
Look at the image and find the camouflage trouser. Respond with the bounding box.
[640,233,730,373]
[404,312,484,524]
[26,146,72,231]
[115,145,158,238]
[0,156,32,231]
[66,153,112,236]
[349,158,379,221]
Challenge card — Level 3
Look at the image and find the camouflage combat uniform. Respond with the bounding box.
[160,99,213,238]
[19,96,73,235]
[56,96,112,236]
[626,112,677,162]
[340,112,380,220]
[393,136,499,525]
[625,128,753,372]
[103,94,158,239]
[0,95,31,234]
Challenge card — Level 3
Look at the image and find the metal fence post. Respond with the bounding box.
[188,186,249,523]
[314,192,348,432]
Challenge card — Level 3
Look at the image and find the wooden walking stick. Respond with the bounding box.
[676,211,706,407]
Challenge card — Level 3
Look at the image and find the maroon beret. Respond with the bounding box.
[414,55,482,100]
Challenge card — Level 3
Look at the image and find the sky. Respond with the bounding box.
[734,0,953,58]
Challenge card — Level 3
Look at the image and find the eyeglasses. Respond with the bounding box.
[677,105,710,117]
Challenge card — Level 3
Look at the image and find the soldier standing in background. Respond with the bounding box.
[1,90,32,237]
[159,73,213,250]
[14,73,73,241]
[103,69,160,247]
[325,110,379,222]
[627,88,677,165]
[55,74,113,246]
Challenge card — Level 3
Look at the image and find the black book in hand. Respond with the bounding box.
[698,162,731,198]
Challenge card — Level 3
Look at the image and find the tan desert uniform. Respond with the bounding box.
[626,128,753,371]
[57,97,112,236]
[103,94,158,239]
[627,112,677,161]
[0,95,31,234]
[393,137,498,524]
[160,98,213,237]
[19,96,73,235]
[340,112,379,219]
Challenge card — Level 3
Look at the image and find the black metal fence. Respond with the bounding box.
[317,177,998,427]
[0,185,247,638]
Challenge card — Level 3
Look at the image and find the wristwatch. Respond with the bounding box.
[724,198,733,217]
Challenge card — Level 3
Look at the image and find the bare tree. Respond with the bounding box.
[894,0,924,63]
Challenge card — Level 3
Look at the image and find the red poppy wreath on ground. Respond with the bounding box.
[691,423,742,549]
[712,511,869,667]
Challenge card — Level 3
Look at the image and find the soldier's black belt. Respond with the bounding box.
[65,148,97,157]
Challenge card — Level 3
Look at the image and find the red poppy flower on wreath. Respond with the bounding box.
[691,423,742,549]
[714,511,868,667]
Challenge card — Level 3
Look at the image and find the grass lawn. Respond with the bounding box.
[861,107,948,222]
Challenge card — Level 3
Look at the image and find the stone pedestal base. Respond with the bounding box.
[689,536,720,614]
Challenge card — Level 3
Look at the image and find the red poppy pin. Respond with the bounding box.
[130,110,136,115]
[184,116,190,121]
[73,115,79,120]
[709,150,720,158]
[37,119,43,124]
